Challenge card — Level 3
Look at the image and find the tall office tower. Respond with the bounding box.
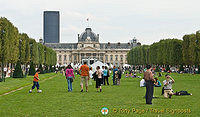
[43,11,60,43]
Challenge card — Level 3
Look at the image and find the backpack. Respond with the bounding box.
[92,71,98,81]
[175,91,191,96]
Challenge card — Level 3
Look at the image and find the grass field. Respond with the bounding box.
[0,72,199,117]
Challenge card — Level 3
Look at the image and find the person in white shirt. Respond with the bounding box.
[4,67,7,77]
[89,67,93,85]
[163,74,175,98]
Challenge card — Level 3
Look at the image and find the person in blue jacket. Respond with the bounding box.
[113,66,118,85]
[154,77,161,87]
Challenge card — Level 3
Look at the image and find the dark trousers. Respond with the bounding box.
[145,80,154,104]
[32,81,40,90]
[161,87,164,95]
[102,76,105,85]
[113,77,116,85]
[104,76,109,85]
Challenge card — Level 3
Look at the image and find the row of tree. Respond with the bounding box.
[127,30,200,66]
[0,17,57,77]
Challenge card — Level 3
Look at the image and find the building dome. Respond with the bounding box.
[78,28,99,42]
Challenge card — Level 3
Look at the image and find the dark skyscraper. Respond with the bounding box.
[43,11,60,43]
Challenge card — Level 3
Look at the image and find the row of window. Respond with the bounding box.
[105,55,127,61]
[57,51,126,54]
[58,54,127,62]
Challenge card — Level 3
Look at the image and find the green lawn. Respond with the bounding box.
[0,73,56,95]
[0,72,199,117]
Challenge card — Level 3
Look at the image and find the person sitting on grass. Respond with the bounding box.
[154,78,161,87]
[163,74,175,98]
[125,72,129,78]
[29,69,42,93]
[133,72,137,78]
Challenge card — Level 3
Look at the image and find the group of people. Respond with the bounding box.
[0,67,12,78]
[64,62,125,92]
[28,63,178,106]
[144,65,175,105]
[112,66,122,85]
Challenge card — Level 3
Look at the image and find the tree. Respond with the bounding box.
[31,40,39,65]
[0,17,57,77]
[29,62,35,75]
[39,64,44,74]
[38,43,45,65]
[127,39,182,66]
[13,61,23,78]
[0,17,19,64]
[19,33,31,65]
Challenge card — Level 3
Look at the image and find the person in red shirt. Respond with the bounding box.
[79,62,89,92]
[29,69,41,93]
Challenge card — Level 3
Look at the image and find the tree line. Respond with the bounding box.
[127,30,200,67]
[0,17,57,77]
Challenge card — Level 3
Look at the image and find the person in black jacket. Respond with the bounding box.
[117,67,122,85]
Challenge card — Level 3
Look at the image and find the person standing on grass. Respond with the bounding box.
[65,65,75,92]
[29,69,42,93]
[113,66,118,85]
[96,66,103,92]
[102,66,105,85]
[117,67,122,85]
[144,65,155,105]
[89,67,93,85]
[80,62,90,92]
[103,66,109,85]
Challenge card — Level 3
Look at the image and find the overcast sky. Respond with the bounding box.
[1,0,200,45]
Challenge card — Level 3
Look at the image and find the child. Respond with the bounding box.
[163,74,175,98]
[29,69,42,93]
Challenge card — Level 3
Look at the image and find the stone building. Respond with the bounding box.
[45,27,139,66]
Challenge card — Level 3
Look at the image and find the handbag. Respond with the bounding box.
[70,78,73,82]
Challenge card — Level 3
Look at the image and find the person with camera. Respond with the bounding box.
[144,65,155,105]
[163,74,175,98]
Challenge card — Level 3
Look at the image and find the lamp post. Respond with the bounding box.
[1,28,5,82]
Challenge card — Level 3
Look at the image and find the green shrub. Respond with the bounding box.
[13,61,23,78]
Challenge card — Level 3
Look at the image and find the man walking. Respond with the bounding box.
[144,65,155,105]
[80,62,90,92]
